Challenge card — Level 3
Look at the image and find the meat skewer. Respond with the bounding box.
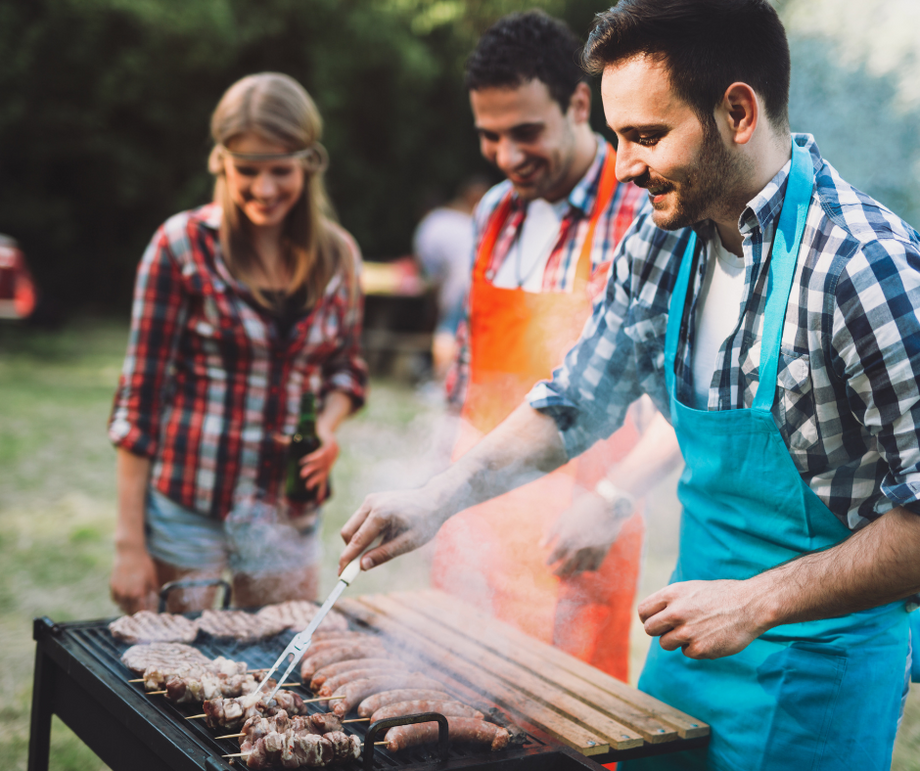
[202,689,310,730]
[159,672,272,704]
[233,725,362,768]
[140,655,252,690]
[216,711,343,740]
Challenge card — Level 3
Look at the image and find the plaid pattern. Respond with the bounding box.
[446,138,647,406]
[529,134,920,531]
[109,204,367,520]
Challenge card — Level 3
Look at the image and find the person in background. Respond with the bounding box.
[109,72,367,614]
[413,176,490,380]
[341,1,920,768]
[434,10,681,682]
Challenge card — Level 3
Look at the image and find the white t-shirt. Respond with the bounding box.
[692,237,747,408]
[492,198,569,292]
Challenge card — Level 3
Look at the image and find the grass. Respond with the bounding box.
[0,318,918,770]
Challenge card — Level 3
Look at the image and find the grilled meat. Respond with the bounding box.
[109,610,199,644]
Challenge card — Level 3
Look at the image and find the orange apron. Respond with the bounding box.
[431,153,644,681]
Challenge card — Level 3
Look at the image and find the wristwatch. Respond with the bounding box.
[594,478,636,519]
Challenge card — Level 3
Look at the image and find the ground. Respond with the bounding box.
[1,318,918,770]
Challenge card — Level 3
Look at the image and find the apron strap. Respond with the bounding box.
[665,140,815,409]
[472,192,515,283]
[573,147,620,289]
[752,140,815,412]
[664,231,699,397]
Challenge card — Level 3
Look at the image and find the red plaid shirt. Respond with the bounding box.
[447,139,646,406]
[109,204,367,519]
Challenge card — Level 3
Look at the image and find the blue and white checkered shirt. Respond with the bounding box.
[528,134,920,532]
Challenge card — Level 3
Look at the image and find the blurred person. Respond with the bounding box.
[0,235,37,320]
[413,176,490,380]
[109,73,367,614]
[341,1,920,768]
[433,10,681,682]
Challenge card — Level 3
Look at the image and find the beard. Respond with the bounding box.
[638,123,751,231]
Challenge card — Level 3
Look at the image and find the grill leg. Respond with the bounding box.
[28,646,54,771]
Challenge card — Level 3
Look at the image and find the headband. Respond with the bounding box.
[217,142,328,173]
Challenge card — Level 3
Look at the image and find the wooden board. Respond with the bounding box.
[405,589,709,739]
[339,590,709,757]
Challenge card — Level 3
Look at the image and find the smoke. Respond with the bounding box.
[783,0,920,229]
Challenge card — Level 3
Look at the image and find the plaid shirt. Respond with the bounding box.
[529,134,920,532]
[446,138,646,405]
[109,204,367,520]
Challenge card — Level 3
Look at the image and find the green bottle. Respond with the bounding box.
[285,392,324,502]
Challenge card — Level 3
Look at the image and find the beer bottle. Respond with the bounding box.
[285,392,326,503]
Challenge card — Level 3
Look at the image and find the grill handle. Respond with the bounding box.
[363,711,449,771]
[158,578,232,612]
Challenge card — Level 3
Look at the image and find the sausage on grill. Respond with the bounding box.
[383,717,510,752]
[310,657,405,691]
[318,664,411,697]
[331,674,445,717]
[370,700,483,723]
[300,642,388,680]
[358,689,452,718]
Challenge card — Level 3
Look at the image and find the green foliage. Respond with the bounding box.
[0,0,601,315]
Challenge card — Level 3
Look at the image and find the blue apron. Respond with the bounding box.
[622,141,911,771]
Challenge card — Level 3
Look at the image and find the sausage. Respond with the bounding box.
[383,717,510,752]
[332,674,445,717]
[318,664,411,697]
[302,632,383,650]
[370,700,483,723]
[311,658,407,692]
[300,642,388,680]
[358,689,453,718]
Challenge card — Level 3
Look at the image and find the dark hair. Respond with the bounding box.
[584,0,790,132]
[465,10,586,113]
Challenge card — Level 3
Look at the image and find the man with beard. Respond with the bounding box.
[434,10,680,682]
[341,1,920,768]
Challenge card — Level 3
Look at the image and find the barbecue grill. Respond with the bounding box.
[29,590,709,771]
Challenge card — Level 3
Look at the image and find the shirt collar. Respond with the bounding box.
[738,133,820,238]
[199,202,223,231]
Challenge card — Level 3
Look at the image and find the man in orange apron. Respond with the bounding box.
[434,11,678,682]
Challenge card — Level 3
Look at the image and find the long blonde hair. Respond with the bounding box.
[207,72,352,307]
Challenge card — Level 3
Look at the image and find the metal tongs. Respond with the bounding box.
[251,556,363,702]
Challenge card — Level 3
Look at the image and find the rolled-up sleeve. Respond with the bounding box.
[831,237,920,515]
[108,229,187,458]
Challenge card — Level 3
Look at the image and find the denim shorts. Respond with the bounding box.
[145,489,322,575]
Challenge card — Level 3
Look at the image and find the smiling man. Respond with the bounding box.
[434,10,675,682]
[341,2,920,768]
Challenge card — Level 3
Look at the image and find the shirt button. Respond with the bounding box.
[485,269,495,280]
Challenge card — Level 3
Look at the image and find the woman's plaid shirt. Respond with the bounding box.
[529,134,920,532]
[109,204,367,520]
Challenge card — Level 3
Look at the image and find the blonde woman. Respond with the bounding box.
[109,73,366,613]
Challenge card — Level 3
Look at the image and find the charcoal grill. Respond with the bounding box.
[29,592,709,771]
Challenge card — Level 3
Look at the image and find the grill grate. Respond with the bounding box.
[58,616,550,771]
